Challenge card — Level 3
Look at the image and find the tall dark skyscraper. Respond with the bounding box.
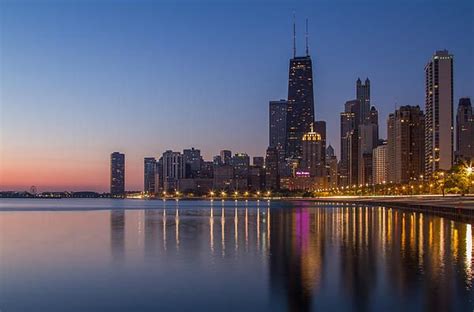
[356,78,371,123]
[269,100,288,151]
[456,97,474,161]
[110,152,125,196]
[144,157,156,194]
[286,19,315,160]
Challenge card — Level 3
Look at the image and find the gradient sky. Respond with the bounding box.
[1,0,473,192]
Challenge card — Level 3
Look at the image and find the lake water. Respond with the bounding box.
[0,199,473,311]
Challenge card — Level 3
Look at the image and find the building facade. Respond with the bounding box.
[144,157,156,194]
[387,106,425,184]
[372,143,387,185]
[425,50,454,177]
[110,152,125,196]
[162,150,185,192]
[456,97,474,161]
[301,124,323,177]
[286,56,315,160]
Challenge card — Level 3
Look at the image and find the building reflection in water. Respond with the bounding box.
[110,201,474,311]
[110,210,125,262]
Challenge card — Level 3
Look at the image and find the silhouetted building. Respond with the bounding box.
[213,165,234,190]
[356,78,371,123]
[340,100,361,186]
[358,123,378,185]
[425,50,454,177]
[269,100,288,154]
[248,166,265,191]
[220,150,232,165]
[162,150,185,191]
[265,146,280,190]
[456,97,474,161]
[326,145,338,188]
[183,147,202,178]
[213,155,222,166]
[231,153,250,179]
[387,106,425,184]
[253,156,265,168]
[144,157,156,194]
[110,152,125,196]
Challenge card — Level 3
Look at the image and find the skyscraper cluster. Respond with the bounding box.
[109,36,471,195]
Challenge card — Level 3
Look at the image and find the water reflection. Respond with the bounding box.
[1,200,473,311]
[110,210,125,262]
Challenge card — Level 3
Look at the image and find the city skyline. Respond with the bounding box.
[1,1,473,192]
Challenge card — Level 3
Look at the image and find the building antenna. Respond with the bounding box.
[293,12,296,58]
[305,18,309,56]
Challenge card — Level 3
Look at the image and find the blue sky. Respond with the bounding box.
[1,0,473,191]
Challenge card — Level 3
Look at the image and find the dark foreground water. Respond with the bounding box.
[0,199,473,311]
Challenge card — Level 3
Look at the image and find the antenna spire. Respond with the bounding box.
[293,12,296,58]
[305,18,309,56]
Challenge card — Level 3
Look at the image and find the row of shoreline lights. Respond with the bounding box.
[316,165,473,193]
[161,190,272,197]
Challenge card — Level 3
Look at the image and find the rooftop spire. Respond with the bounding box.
[293,12,296,58]
[305,18,309,56]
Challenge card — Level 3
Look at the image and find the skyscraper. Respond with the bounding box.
[144,157,156,194]
[387,106,425,184]
[425,50,454,177]
[162,150,185,192]
[358,123,378,185]
[265,146,280,190]
[372,143,387,185]
[301,124,323,177]
[110,152,125,196]
[286,20,315,160]
[269,100,288,150]
[340,100,361,186]
[269,100,288,175]
[456,97,474,161]
[183,147,202,177]
[356,78,371,123]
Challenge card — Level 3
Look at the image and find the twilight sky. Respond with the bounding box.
[1,0,473,192]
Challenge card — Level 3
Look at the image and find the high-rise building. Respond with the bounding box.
[387,106,425,184]
[425,50,454,177]
[286,21,315,160]
[269,99,288,174]
[162,150,185,192]
[340,100,361,186]
[301,124,323,177]
[456,97,474,161]
[253,156,265,168]
[326,145,338,188]
[356,78,371,123]
[231,153,250,179]
[183,147,202,178]
[144,157,156,194]
[110,152,125,196]
[213,155,222,166]
[269,100,288,150]
[220,150,232,165]
[314,121,326,175]
[265,146,280,190]
[372,143,387,185]
[358,123,378,185]
[326,144,335,158]
[339,112,354,186]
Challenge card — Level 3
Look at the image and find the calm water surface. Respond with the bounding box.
[0,199,473,311]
